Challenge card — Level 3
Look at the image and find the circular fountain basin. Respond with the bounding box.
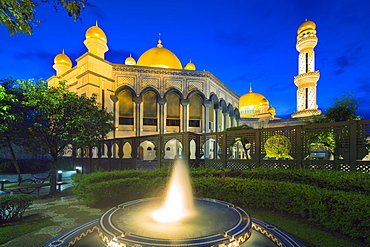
[98,197,252,247]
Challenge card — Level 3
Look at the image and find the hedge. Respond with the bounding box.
[0,194,37,222]
[72,168,370,243]
[190,168,370,195]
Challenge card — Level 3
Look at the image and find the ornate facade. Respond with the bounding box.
[47,24,240,139]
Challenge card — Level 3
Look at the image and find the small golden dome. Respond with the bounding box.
[260,98,269,105]
[137,37,182,69]
[85,24,107,43]
[125,54,136,65]
[184,60,196,70]
[268,106,276,113]
[297,20,316,34]
[54,51,72,67]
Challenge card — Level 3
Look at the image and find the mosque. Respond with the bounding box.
[47,20,321,137]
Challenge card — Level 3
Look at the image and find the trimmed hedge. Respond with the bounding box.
[192,177,370,243]
[190,168,370,196]
[72,168,370,243]
[0,194,37,222]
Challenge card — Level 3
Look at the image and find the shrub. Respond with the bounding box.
[72,168,370,243]
[0,194,37,222]
[192,177,370,243]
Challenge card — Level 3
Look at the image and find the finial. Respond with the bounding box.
[157,33,163,48]
[129,53,132,57]
[96,20,98,26]
[305,18,308,22]
[249,83,252,93]
[62,49,65,54]
[190,59,192,63]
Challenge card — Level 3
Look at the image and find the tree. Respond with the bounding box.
[306,92,362,124]
[264,135,293,160]
[224,125,253,160]
[20,80,115,195]
[305,92,363,160]
[0,0,92,35]
[0,79,28,181]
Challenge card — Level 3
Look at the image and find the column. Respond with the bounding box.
[181,99,190,132]
[133,96,142,136]
[158,97,166,134]
[203,100,212,133]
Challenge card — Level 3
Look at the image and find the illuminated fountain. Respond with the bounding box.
[98,160,252,246]
[44,160,305,247]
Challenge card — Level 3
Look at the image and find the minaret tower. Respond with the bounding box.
[291,20,321,118]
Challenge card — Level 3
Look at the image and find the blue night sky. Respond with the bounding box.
[1,0,369,119]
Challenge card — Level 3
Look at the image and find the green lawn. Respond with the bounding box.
[0,215,54,244]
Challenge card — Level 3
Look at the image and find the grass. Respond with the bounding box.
[247,208,368,247]
[0,214,54,244]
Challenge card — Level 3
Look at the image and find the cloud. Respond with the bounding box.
[331,44,364,75]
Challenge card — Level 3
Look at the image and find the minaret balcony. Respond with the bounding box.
[296,36,318,52]
[294,71,320,87]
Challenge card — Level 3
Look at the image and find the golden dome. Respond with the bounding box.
[54,51,72,67]
[239,85,271,118]
[297,20,316,34]
[137,37,182,69]
[184,60,196,70]
[125,54,136,65]
[85,24,107,43]
[268,106,276,113]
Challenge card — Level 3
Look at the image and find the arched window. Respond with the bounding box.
[166,92,180,126]
[143,91,158,126]
[189,94,202,127]
[118,89,134,125]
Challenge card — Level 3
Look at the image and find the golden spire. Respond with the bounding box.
[249,83,252,93]
[96,20,98,27]
[157,33,163,48]
[62,49,65,54]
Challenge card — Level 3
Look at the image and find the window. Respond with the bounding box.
[118,90,134,125]
[143,91,157,126]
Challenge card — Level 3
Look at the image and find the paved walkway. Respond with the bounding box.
[0,171,104,247]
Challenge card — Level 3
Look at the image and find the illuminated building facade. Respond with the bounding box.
[48,24,240,139]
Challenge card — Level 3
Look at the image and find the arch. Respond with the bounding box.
[117,89,134,125]
[166,91,181,127]
[229,138,251,160]
[102,144,108,158]
[138,140,156,161]
[189,93,203,128]
[227,104,235,117]
[164,87,184,99]
[92,146,98,158]
[111,143,119,158]
[234,108,240,126]
[201,138,220,159]
[209,94,219,109]
[140,87,160,99]
[164,139,183,159]
[122,142,132,158]
[190,139,196,159]
[187,90,206,101]
[142,90,158,126]
[220,100,228,114]
[115,85,136,96]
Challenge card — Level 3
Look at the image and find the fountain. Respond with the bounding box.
[44,160,306,247]
[98,160,252,246]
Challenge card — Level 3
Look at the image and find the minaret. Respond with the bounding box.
[83,21,108,58]
[291,20,321,118]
